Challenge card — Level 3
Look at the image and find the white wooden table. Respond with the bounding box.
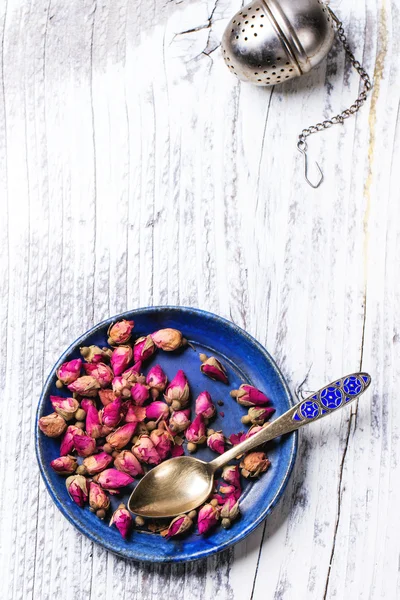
[0,0,399,597]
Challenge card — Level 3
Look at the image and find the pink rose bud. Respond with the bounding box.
[125,404,146,423]
[122,362,143,384]
[248,406,276,425]
[83,451,113,475]
[114,450,144,477]
[199,355,228,384]
[164,370,190,407]
[207,431,225,454]
[240,452,271,478]
[108,320,135,345]
[151,328,186,351]
[195,391,216,420]
[98,389,117,406]
[56,359,82,385]
[130,382,150,406]
[84,402,102,438]
[221,465,241,488]
[133,335,156,363]
[112,376,132,398]
[94,468,133,490]
[109,503,132,539]
[68,376,100,397]
[83,362,114,388]
[146,365,168,399]
[150,429,173,461]
[145,401,170,421]
[229,431,246,446]
[132,434,161,465]
[197,503,220,534]
[169,409,191,433]
[50,396,79,421]
[230,384,271,407]
[50,455,77,475]
[171,443,185,457]
[80,345,106,363]
[89,482,110,512]
[39,412,67,438]
[166,514,193,538]
[73,434,96,457]
[66,474,88,507]
[101,397,123,428]
[60,425,84,455]
[246,424,264,438]
[185,415,207,445]
[220,496,240,521]
[106,422,137,450]
[111,345,133,377]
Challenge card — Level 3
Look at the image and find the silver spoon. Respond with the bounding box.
[128,372,371,518]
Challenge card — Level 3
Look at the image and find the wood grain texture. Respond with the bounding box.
[0,0,399,597]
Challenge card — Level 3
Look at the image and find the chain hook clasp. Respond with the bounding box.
[297,140,324,189]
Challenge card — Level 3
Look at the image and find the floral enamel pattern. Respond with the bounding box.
[292,373,371,422]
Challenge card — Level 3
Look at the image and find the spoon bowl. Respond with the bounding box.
[128,456,215,518]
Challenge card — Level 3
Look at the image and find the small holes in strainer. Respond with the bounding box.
[260,24,263,27]
[272,72,276,75]
[260,14,264,17]
[245,20,249,24]
[258,79,261,82]
[280,68,284,72]
[251,24,254,27]
[236,36,239,39]
[277,57,281,61]
[244,37,248,41]
[254,33,257,36]
[254,72,258,75]
[242,29,245,32]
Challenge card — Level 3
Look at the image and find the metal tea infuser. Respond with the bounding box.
[221,0,372,187]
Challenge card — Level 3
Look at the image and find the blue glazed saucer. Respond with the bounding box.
[35,306,297,563]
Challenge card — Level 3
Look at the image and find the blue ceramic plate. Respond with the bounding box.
[36,306,297,563]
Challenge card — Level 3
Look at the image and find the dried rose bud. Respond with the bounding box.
[164,370,190,407]
[169,409,191,433]
[240,452,271,478]
[230,384,270,407]
[50,455,77,475]
[84,402,102,438]
[83,362,114,388]
[111,345,133,377]
[66,474,88,507]
[60,425,83,455]
[112,376,132,398]
[68,376,100,397]
[94,469,133,490]
[80,345,106,363]
[146,365,168,399]
[89,482,110,512]
[97,389,114,406]
[131,383,150,406]
[109,503,132,539]
[221,465,241,488]
[125,404,146,423]
[107,320,135,345]
[73,434,96,457]
[229,431,247,446]
[207,431,225,454]
[151,328,186,351]
[100,397,123,428]
[219,483,237,496]
[132,434,161,465]
[133,335,156,363]
[248,406,276,425]
[145,401,170,422]
[220,496,240,521]
[106,422,137,450]
[150,429,173,461]
[195,391,216,420]
[166,514,193,538]
[56,359,82,385]
[185,415,207,445]
[114,450,144,477]
[83,451,113,475]
[199,355,228,384]
[39,412,67,438]
[171,443,185,457]
[122,362,143,384]
[197,503,220,534]
[50,396,79,421]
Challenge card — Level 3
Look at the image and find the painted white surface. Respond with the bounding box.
[0,0,399,598]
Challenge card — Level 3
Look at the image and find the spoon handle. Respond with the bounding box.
[210,372,371,471]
